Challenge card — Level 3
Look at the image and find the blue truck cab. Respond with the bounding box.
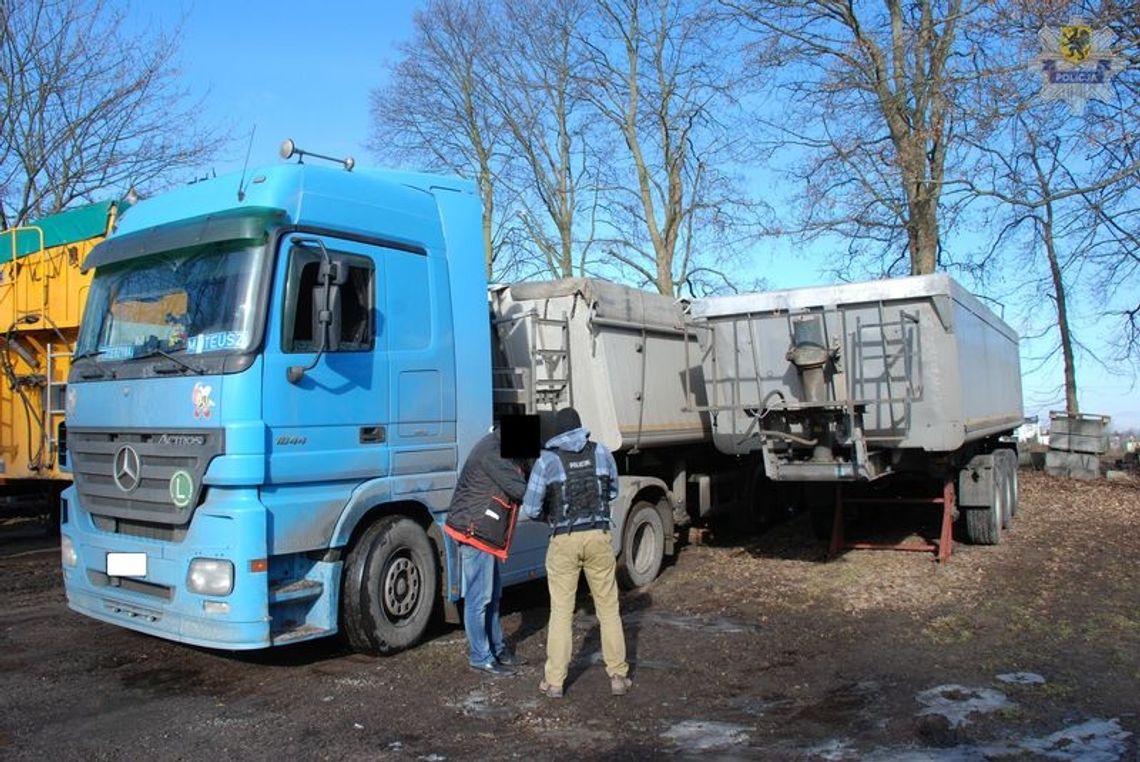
[60,161,535,652]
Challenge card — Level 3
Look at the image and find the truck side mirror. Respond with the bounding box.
[313,283,343,352]
[286,243,348,384]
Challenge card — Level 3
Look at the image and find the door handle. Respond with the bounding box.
[360,426,386,444]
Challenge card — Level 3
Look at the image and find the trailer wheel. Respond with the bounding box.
[998,450,1016,529]
[341,515,438,654]
[617,500,665,589]
[1001,449,1020,518]
[964,460,1005,545]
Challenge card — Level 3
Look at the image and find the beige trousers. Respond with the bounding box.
[543,529,628,686]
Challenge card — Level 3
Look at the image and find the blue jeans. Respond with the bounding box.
[459,544,505,666]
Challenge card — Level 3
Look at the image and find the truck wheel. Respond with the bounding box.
[341,515,438,654]
[964,462,1004,545]
[998,450,1015,529]
[1001,449,1020,518]
[617,500,665,589]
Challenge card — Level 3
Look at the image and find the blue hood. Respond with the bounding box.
[545,426,589,452]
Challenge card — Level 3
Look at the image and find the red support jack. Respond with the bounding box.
[828,479,957,562]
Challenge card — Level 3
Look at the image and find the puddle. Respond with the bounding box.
[628,610,760,635]
[805,738,856,760]
[914,684,1012,728]
[1015,718,1131,761]
[447,687,517,720]
[995,672,1046,685]
[661,720,750,752]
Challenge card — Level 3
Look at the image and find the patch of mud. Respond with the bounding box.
[118,666,210,696]
[914,684,1012,728]
[732,681,882,729]
[856,717,1132,761]
[661,720,750,752]
[541,727,615,745]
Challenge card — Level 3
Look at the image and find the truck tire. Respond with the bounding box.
[341,515,438,654]
[998,450,1015,529]
[964,461,1005,545]
[617,500,665,589]
[1001,449,1020,518]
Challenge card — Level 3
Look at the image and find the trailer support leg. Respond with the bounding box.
[827,479,956,562]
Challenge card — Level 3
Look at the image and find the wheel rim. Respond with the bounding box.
[383,554,421,619]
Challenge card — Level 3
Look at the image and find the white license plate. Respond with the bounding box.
[107,552,147,577]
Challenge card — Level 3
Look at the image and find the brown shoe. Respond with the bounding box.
[538,680,563,699]
[610,675,632,696]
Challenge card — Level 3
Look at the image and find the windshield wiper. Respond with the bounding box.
[134,337,206,375]
[72,348,111,378]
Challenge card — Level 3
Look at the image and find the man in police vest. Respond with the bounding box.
[522,407,631,698]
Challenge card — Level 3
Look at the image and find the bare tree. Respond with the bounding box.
[966,112,1098,415]
[488,0,605,280]
[368,0,515,279]
[0,0,223,228]
[726,0,993,277]
[581,0,766,296]
[1081,0,1140,364]
[959,1,1140,412]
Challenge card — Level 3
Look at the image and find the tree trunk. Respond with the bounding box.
[481,175,495,280]
[1041,202,1079,415]
[908,196,939,275]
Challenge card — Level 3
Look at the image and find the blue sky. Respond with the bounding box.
[125,1,1138,432]
[144,0,421,176]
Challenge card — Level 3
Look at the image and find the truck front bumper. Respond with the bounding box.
[60,485,273,651]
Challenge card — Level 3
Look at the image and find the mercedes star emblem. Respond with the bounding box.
[113,445,142,492]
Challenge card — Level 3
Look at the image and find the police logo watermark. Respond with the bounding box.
[1031,19,1124,114]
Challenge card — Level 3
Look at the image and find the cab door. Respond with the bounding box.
[260,233,389,552]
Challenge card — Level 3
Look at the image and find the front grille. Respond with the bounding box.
[69,428,224,525]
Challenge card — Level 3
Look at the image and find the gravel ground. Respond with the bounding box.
[0,469,1137,760]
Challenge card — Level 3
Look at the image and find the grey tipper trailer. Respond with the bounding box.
[490,278,722,587]
[688,273,1024,549]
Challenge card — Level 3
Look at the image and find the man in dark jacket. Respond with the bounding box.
[522,407,630,698]
[444,427,528,676]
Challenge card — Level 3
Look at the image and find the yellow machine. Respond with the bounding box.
[0,201,119,513]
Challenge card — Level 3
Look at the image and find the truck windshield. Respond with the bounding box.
[75,241,267,361]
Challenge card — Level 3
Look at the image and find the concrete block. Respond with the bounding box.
[1045,450,1100,480]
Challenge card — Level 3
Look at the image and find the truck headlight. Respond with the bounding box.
[187,558,234,596]
[61,535,77,568]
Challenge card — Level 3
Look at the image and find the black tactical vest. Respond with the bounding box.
[542,442,610,523]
